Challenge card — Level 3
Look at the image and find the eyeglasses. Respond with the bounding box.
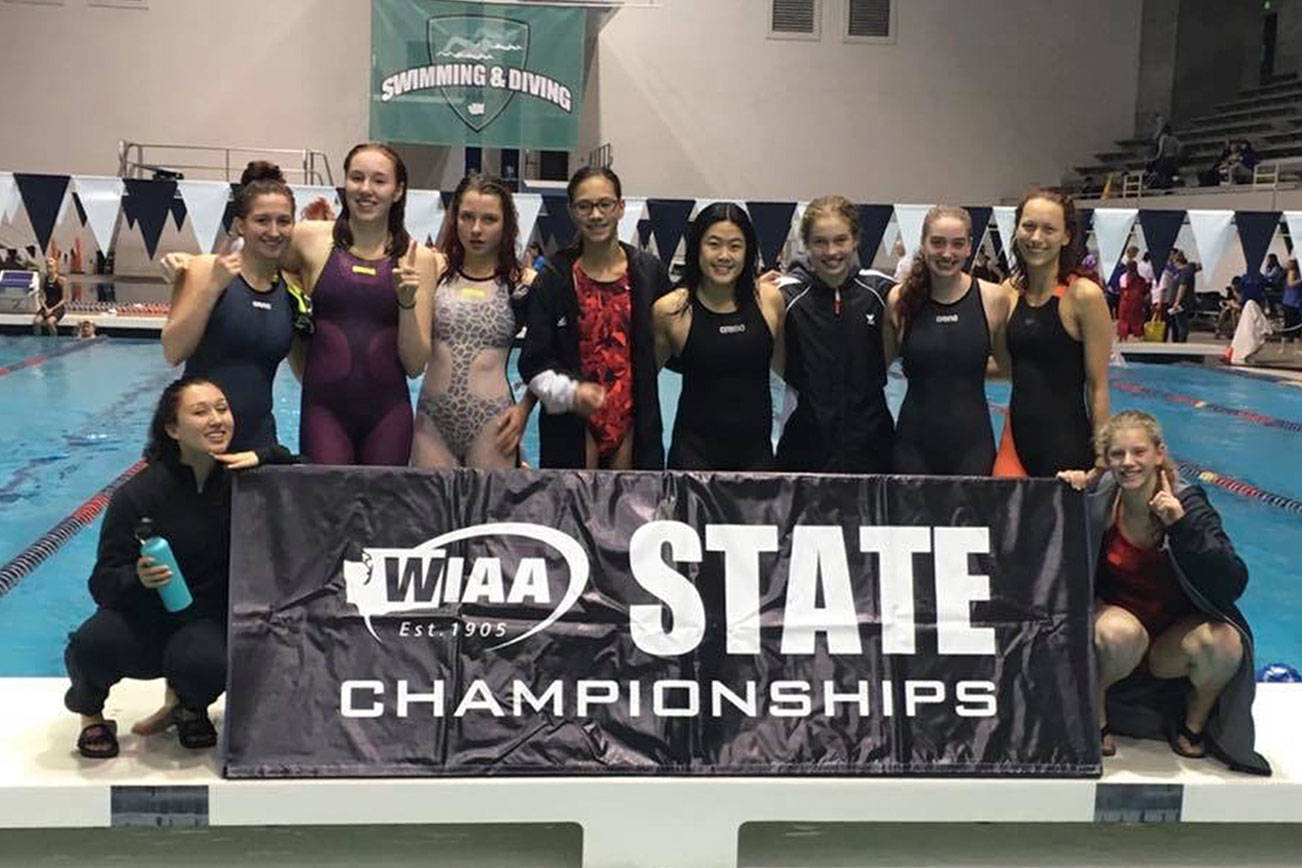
[572,198,619,216]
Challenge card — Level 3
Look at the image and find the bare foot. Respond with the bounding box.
[131,688,179,735]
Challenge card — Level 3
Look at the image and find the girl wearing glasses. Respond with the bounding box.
[519,166,670,469]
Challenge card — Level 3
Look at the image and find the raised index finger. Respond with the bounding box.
[406,241,418,267]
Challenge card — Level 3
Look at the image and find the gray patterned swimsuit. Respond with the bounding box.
[416,272,519,462]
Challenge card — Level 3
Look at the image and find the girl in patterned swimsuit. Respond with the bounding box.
[411,174,536,468]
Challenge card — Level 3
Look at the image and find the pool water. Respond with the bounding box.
[1,334,1299,676]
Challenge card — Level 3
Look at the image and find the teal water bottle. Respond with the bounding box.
[136,518,193,613]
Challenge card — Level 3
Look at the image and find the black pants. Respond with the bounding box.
[1170,309,1190,343]
[64,608,225,715]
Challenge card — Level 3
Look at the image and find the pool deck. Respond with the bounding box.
[1,678,1299,867]
[0,311,163,336]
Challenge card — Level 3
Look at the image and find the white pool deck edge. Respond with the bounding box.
[1,679,1299,867]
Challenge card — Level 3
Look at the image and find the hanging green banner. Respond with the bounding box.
[371,0,586,149]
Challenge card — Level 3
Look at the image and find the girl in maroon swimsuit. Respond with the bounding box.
[283,142,442,465]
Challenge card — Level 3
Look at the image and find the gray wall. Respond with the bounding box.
[0,0,1143,207]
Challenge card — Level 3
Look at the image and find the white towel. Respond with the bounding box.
[1229,299,1271,365]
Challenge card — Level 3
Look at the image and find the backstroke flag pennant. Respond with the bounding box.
[1186,210,1235,286]
[515,193,543,258]
[122,178,177,260]
[0,172,19,224]
[403,188,445,246]
[1137,209,1185,272]
[964,206,993,269]
[893,204,934,256]
[856,204,894,272]
[992,206,1018,270]
[72,176,125,253]
[617,197,647,246]
[746,201,797,268]
[1092,208,1139,285]
[14,173,71,256]
[646,198,695,263]
[178,181,233,253]
[1236,211,1282,274]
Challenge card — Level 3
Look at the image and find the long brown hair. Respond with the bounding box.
[1010,187,1083,291]
[435,173,523,287]
[333,142,411,260]
[895,205,972,327]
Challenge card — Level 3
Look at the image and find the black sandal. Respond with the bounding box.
[172,708,217,750]
[77,719,119,759]
[1100,723,1117,757]
[1167,720,1207,759]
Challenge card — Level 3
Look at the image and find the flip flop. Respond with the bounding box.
[1167,719,1207,759]
[1100,723,1117,757]
[171,708,217,750]
[77,719,119,759]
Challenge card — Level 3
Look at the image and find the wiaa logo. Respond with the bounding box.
[343,522,588,649]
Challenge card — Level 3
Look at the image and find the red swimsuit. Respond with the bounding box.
[573,262,634,460]
[1098,518,1195,638]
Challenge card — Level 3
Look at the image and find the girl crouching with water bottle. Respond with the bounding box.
[64,376,295,757]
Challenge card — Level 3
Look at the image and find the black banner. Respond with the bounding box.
[225,468,1099,778]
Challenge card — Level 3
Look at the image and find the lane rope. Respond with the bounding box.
[0,336,103,377]
[0,461,145,598]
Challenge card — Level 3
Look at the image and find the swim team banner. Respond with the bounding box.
[370,0,586,149]
[225,468,1100,778]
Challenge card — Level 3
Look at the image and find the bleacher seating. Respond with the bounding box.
[1071,74,1302,196]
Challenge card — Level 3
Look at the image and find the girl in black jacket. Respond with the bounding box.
[66,376,294,758]
[1064,410,1269,774]
[517,166,670,469]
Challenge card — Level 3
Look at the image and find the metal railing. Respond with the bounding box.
[587,142,613,168]
[117,141,334,184]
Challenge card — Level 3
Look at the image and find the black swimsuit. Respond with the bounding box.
[893,277,995,475]
[1007,292,1093,476]
[668,295,774,470]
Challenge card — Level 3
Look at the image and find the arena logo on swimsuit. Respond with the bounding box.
[344,522,996,660]
[376,15,573,130]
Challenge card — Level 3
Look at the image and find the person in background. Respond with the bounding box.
[527,241,546,274]
[1281,259,1301,344]
[1059,411,1269,775]
[1152,255,1179,340]
[32,256,67,335]
[971,250,1002,283]
[64,377,297,758]
[1262,252,1285,317]
[891,237,913,283]
[1215,278,1244,340]
[1169,250,1199,344]
[1117,260,1149,341]
[1146,124,1182,189]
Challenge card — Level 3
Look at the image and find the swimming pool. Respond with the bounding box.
[1,334,1299,676]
